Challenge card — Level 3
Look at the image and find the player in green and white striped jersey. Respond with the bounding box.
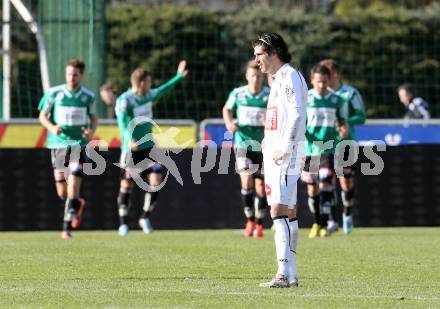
[38,59,97,239]
[223,60,269,238]
[301,64,346,238]
[115,60,188,236]
[320,59,366,234]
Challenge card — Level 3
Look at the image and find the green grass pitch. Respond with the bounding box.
[1,228,439,308]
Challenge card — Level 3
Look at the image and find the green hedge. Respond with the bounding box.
[106,4,440,120]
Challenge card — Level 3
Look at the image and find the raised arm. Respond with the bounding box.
[152,60,189,100]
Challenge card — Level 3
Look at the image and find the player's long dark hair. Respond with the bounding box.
[252,33,291,63]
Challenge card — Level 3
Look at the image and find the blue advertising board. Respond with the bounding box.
[200,119,440,147]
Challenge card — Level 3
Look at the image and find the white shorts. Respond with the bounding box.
[263,153,304,209]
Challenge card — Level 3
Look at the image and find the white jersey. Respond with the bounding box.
[264,63,308,156]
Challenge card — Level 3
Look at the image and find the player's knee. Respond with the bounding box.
[54,170,66,182]
[148,169,164,187]
[240,173,254,190]
[120,178,134,189]
[341,166,354,179]
[236,157,251,174]
[318,167,333,184]
[151,163,164,173]
[58,191,67,200]
[70,162,83,177]
[270,205,287,219]
[287,209,296,220]
[307,182,319,197]
[301,171,317,184]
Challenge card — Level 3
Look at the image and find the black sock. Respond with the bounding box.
[255,195,267,225]
[119,207,128,225]
[117,188,131,225]
[330,203,337,222]
[141,211,151,219]
[60,198,69,231]
[141,191,158,218]
[241,189,254,220]
[342,189,354,215]
[63,198,80,231]
[62,220,71,231]
[308,195,320,224]
[320,189,334,227]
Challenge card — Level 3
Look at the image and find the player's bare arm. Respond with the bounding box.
[39,111,62,135]
[222,105,238,132]
[82,115,98,140]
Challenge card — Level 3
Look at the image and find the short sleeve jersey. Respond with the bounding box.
[115,73,183,152]
[225,85,269,150]
[334,84,366,141]
[305,89,345,155]
[38,84,96,148]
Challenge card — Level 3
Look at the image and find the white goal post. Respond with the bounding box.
[2,0,50,120]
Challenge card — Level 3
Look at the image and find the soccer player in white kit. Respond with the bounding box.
[253,33,308,288]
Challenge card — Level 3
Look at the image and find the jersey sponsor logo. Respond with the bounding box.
[55,106,87,126]
[307,107,336,128]
[265,106,278,130]
[285,85,295,104]
[237,106,266,126]
[133,103,153,119]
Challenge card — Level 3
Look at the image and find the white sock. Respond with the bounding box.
[288,219,298,282]
[273,217,290,277]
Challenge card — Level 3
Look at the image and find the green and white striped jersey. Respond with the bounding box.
[225,85,269,150]
[38,84,96,148]
[305,89,345,155]
[334,84,366,141]
[115,72,184,152]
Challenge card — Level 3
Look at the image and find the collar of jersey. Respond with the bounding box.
[312,90,332,100]
[246,86,266,98]
[129,88,151,99]
[63,85,83,98]
[273,63,290,80]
